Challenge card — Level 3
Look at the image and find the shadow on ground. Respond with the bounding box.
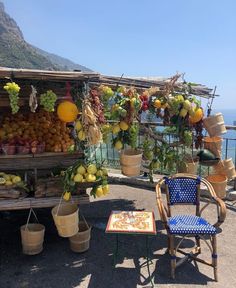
[0,185,235,288]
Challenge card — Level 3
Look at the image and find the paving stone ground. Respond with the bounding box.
[0,184,235,288]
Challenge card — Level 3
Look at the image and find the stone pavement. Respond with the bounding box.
[0,183,235,288]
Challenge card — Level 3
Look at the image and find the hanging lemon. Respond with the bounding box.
[189,108,203,124]
[57,101,79,123]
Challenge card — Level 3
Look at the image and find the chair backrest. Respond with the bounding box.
[164,176,201,205]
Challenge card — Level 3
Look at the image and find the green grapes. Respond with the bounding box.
[40,90,57,112]
[128,123,139,149]
[3,82,21,114]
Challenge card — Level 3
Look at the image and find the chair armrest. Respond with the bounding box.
[156,178,168,228]
[201,178,227,228]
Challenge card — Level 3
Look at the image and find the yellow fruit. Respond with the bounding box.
[87,164,97,175]
[63,191,71,201]
[12,176,21,184]
[102,184,109,195]
[153,99,162,109]
[75,120,82,131]
[95,186,104,197]
[179,108,188,118]
[77,165,86,175]
[78,130,86,141]
[5,180,13,186]
[183,100,191,111]
[74,174,83,182]
[189,108,204,124]
[119,121,129,131]
[102,168,108,176]
[86,174,96,182]
[112,124,121,134]
[57,101,79,123]
[161,102,169,109]
[3,174,11,181]
[96,170,103,177]
[115,140,123,150]
[0,177,6,185]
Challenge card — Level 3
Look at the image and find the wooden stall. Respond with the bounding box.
[0,67,100,210]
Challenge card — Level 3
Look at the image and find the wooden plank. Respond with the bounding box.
[0,152,83,170]
[0,194,89,211]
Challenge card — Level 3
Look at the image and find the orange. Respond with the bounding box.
[189,108,204,124]
[57,101,79,123]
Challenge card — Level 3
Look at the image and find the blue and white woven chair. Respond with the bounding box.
[156,173,226,281]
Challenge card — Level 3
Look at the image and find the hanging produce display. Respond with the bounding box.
[3,81,21,114]
[40,90,57,112]
[57,100,79,123]
[61,161,109,199]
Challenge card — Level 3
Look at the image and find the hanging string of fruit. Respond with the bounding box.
[81,89,103,146]
[3,82,21,114]
[40,90,57,112]
[110,86,142,150]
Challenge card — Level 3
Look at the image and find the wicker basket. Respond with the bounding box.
[205,174,227,199]
[69,221,91,253]
[120,149,143,177]
[52,203,79,237]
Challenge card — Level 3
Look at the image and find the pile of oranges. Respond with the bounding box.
[0,110,74,153]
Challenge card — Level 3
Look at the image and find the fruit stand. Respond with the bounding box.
[0,67,230,210]
[0,68,100,210]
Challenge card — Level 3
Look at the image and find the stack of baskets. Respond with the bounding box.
[51,201,91,253]
[203,113,236,198]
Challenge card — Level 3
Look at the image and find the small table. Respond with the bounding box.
[106,211,156,286]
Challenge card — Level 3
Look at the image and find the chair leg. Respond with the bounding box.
[212,235,218,282]
[195,235,201,254]
[169,235,176,279]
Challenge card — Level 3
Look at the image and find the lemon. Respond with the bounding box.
[96,170,103,177]
[5,180,13,186]
[87,164,97,175]
[95,186,104,197]
[77,165,86,175]
[78,130,86,141]
[153,99,162,109]
[102,184,109,195]
[75,120,82,131]
[12,176,21,184]
[74,174,83,182]
[179,108,188,118]
[102,168,108,176]
[86,174,96,182]
[3,174,11,181]
[115,140,123,150]
[63,191,71,201]
[119,121,129,131]
[112,124,120,134]
[0,177,6,185]
[183,100,191,111]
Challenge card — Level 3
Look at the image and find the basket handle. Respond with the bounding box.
[56,193,75,216]
[25,207,39,231]
[79,210,89,230]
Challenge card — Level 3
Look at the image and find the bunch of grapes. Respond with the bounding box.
[40,90,57,112]
[99,85,114,101]
[101,124,112,143]
[183,130,193,147]
[3,82,21,114]
[128,123,139,149]
[90,89,105,124]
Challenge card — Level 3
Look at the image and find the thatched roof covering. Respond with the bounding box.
[0,67,216,99]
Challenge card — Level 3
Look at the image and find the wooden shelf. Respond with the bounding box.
[0,151,83,170]
[0,194,89,211]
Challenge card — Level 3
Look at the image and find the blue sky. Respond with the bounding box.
[2,0,236,109]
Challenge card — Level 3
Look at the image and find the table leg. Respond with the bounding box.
[146,235,154,287]
[113,234,118,268]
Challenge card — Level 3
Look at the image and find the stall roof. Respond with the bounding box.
[0,67,216,99]
[0,67,100,81]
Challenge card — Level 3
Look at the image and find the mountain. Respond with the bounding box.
[0,2,92,71]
